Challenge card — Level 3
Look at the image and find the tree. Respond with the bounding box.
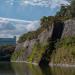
[56,4,69,17]
[40,16,54,31]
[70,0,75,17]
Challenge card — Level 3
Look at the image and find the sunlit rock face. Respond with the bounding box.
[14,19,75,63]
[62,19,75,37]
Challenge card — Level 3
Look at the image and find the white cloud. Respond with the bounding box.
[0,17,32,23]
[4,0,69,8]
[21,0,69,8]
[0,17,40,39]
[26,21,39,31]
[22,0,50,7]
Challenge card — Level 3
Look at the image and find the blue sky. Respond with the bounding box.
[0,0,69,39]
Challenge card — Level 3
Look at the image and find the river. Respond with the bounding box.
[0,62,75,75]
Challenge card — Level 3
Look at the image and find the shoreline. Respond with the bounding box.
[0,61,75,67]
[11,61,38,65]
[11,61,75,67]
[49,63,75,67]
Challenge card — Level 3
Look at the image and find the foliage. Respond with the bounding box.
[40,16,54,30]
[17,0,75,64]
[18,0,75,43]
[70,0,75,17]
[51,36,75,64]
[18,31,38,43]
[56,5,68,16]
[27,43,48,63]
[56,0,75,18]
[56,36,75,48]
[11,47,25,61]
[18,16,63,43]
[0,45,15,61]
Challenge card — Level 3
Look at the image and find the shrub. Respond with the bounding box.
[11,47,25,61]
[27,43,48,63]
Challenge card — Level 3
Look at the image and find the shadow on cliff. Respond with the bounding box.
[39,20,65,67]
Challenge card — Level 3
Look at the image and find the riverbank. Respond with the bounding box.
[49,63,75,67]
[10,61,75,68]
[11,36,75,64]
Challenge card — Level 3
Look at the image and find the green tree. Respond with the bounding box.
[70,0,75,17]
[40,16,54,31]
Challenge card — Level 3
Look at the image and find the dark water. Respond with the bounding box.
[0,62,75,75]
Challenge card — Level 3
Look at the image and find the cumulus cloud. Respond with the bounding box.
[0,22,16,30]
[0,17,39,39]
[26,21,39,31]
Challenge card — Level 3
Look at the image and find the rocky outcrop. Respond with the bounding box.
[62,19,75,37]
[16,39,37,61]
[12,19,75,62]
[15,25,53,61]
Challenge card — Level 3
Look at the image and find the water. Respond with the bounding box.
[0,62,75,75]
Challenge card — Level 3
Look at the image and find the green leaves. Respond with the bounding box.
[40,16,54,30]
[70,0,75,17]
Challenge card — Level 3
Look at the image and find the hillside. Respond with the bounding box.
[11,19,75,65]
[11,0,75,65]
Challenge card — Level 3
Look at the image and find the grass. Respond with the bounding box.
[11,36,75,64]
[51,37,75,64]
[27,42,48,63]
[11,47,25,61]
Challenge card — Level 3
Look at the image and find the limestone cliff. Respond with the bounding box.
[11,19,75,64]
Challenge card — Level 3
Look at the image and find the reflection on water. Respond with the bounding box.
[0,62,15,75]
[0,62,75,75]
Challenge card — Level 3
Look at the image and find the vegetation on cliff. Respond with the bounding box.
[11,47,25,61]
[51,36,75,64]
[18,0,75,43]
[11,0,75,64]
[27,42,48,63]
[18,16,54,43]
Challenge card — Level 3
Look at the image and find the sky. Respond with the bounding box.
[0,0,69,39]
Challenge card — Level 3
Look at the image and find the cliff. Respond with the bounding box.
[11,19,75,64]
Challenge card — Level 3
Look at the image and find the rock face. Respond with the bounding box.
[15,25,53,61]
[62,19,75,37]
[13,19,75,62]
[16,39,37,61]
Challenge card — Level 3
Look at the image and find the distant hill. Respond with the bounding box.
[0,36,16,46]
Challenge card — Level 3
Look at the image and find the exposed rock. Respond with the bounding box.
[62,19,75,37]
[38,25,53,44]
[16,39,37,61]
[13,19,75,62]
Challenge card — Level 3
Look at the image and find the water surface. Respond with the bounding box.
[0,62,75,75]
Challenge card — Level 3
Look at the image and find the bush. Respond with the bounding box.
[51,36,75,64]
[55,36,75,49]
[11,47,25,61]
[27,43,48,63]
